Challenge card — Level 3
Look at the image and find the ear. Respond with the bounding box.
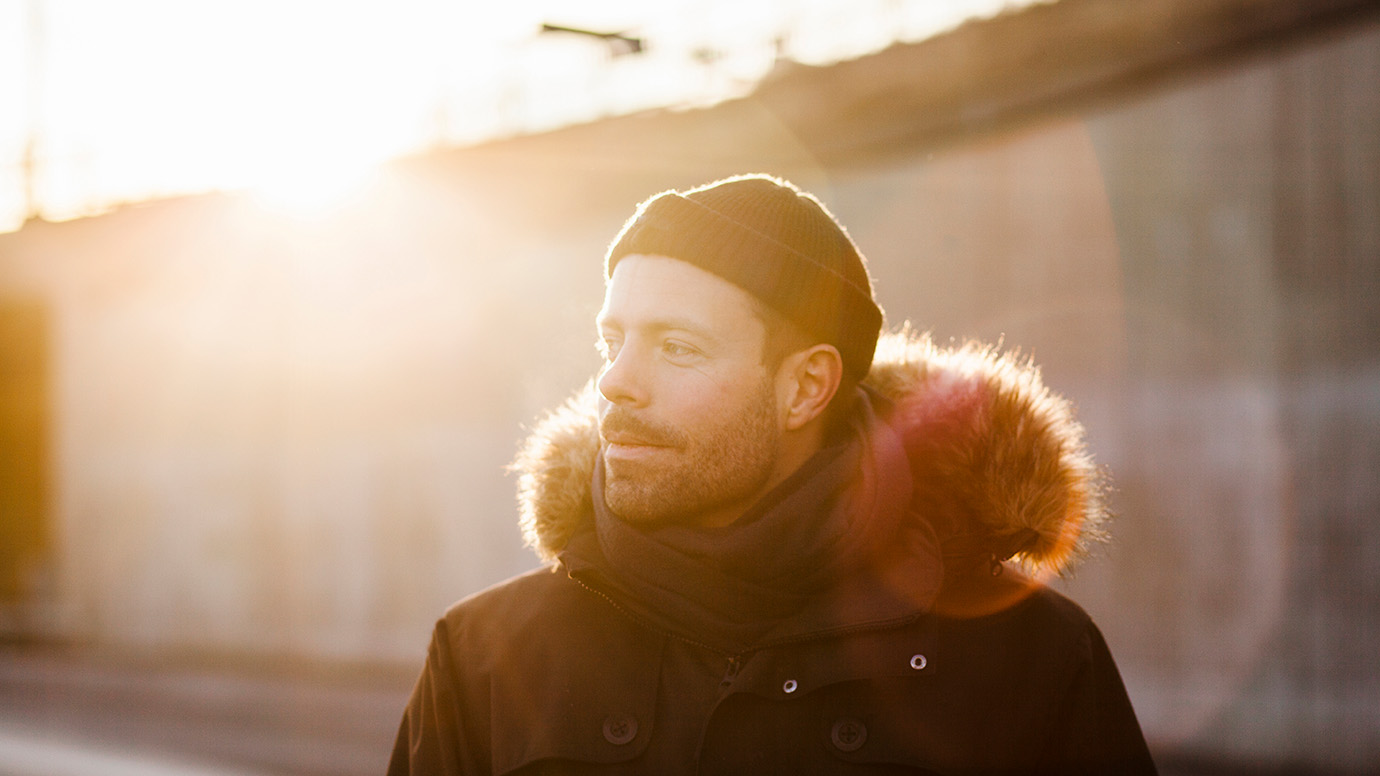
[778,344,843,432]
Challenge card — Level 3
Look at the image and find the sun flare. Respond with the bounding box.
[247,154,384,220]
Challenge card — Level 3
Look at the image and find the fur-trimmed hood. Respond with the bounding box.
[513,326,1107,577]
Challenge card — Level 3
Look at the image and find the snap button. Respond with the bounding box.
[782,678,798,694]
[602,714,637,745]
[830,718,867,752]
[909,653,927,670]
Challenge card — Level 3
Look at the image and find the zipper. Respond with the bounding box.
[569,574,731,656]
[720,655,742,688]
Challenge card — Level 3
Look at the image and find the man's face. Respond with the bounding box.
[596,254,786,527]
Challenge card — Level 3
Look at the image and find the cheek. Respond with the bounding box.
[663,385,723,427]
[659,374,741,425]
[705,378,778,427]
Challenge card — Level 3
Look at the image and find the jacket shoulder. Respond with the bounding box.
[1008,580,1100,633]
[922,580,1154,773]
[391,567,665,775]
[437,563,665,678]
[425,566,664,773]
[934,568,1093,629]
[436,566,613,663]
[441,565,574,624]
[930,574,1111,689]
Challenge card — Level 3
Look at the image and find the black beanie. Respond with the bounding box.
[604,174,883,380]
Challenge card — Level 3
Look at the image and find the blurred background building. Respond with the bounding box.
[0,0,1377,773]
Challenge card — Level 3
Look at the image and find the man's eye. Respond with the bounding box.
[597,340,620,360]
[662,341,695,358]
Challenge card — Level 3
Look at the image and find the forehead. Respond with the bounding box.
[600,254,763,335]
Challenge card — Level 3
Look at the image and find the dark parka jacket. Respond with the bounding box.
[389,330,1157,775]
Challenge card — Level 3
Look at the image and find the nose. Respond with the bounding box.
[597,347,648,407]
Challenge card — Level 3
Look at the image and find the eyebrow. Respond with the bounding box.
[596,314,721,344]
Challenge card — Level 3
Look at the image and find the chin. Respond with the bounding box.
[603,481,664,523]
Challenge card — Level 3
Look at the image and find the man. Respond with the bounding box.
[388,174,1156,774]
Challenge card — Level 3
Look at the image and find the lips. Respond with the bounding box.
[602,431,664,448]
[600,416,680,467]
[603,441,672,469]
[602,432,670,463]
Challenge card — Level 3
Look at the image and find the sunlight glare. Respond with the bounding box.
[248,153,383,220]
[1,0,1042,230]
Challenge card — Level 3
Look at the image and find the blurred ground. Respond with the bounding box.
[0,642,1360,775]
[0,644,415,776]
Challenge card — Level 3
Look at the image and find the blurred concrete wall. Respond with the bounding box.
[1074,21,1379,766]
[0,9,1376,770]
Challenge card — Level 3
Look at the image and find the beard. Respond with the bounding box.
[599,377,781,526]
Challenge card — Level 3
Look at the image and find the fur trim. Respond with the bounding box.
[513,384,601,567]
[513,326,1107,576]
[869,326,1107,575]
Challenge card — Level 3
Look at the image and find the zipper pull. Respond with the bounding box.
[720,655,742,688]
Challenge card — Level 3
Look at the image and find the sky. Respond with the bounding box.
[0,0,1040,232]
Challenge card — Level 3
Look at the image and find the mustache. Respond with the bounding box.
[599,409,686,447]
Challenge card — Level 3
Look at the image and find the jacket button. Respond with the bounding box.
[830,718,867,752]
[602,714,637,745]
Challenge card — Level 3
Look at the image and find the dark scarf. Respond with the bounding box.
[562,392,943,653]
